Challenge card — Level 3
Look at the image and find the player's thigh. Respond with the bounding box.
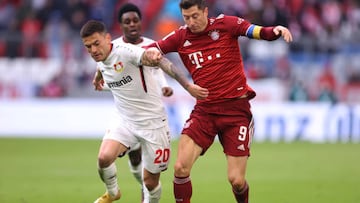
[219,116,254,156]
[103,119,140,157]
[140,125,171,174]
[99,139,129,165]
[181,112,217,154]
[176,134,202,170]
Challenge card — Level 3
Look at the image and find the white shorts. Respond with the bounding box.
[103,116,171,173]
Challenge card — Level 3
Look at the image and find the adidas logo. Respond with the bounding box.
[237,144,245,151]
[183,40,192,47]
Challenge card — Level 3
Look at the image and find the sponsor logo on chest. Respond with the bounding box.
[105,61,133,88]
[107,75,133,88]
[184,30,223,69]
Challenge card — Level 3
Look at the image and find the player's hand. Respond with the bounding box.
[142,47,162,66]
[186,83,209,100]
[162,87,173,97]
[92,69,104,91]
[273,25,293,43]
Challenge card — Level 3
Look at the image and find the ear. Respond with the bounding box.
[105,33,112,42]
[204,7,209,17]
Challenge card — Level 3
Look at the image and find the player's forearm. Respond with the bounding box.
[158,58,190,90]
[260,26,281,41]
[140,47,162,66]
[141,53,155,66]
[246,24,281,41]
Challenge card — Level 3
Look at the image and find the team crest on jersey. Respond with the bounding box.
[237,17,244,24]
[209,30,220,41]
[113,61,124,72]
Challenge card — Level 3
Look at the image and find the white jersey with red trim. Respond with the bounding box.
[96,42,167,129]
[113,36,169,91]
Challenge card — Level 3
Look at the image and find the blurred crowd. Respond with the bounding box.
[0,0,359,102]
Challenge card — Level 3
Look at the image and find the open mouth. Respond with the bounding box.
[129,29,139,35]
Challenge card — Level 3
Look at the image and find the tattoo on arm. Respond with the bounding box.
[158,58,190,90]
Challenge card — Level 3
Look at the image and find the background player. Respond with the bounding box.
[147,0,293,202]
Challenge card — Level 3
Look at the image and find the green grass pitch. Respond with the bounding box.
[0,138,359,203]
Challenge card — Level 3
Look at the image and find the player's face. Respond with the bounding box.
[120,12,142,44]
[82,32,112,62]
[181,5,208,33]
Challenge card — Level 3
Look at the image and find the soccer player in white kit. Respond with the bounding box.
[80,20,209,203]
[92,4,174,202]
[113,3,173,202]
[93,4,173,200]
[112,4,173,193]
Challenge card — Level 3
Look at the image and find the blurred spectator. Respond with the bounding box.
[316,62,338,103]
[20,10,43,57]
[0,0,17,31]
[64,0,90,59]
[0,0,359,101]
[43,12,70,59]
[274,56,291,82]
[4,18,21,58]
[1,0,359,57]
[288,79,309,102]
[346,66,360,84]
[38,73,67,98]
[317,86,337,103]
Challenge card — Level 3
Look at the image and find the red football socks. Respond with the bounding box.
[173,176,192,203]
[232,181,249,203]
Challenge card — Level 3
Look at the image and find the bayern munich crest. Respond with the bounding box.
[209,30,220,41]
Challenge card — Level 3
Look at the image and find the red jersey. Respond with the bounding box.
[153,15,257,104]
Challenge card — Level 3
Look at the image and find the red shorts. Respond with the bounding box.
[181,98,254,156]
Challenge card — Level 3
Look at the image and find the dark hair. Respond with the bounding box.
[80,20,107,38]
[179,0,206,10]
[118,3,142,23]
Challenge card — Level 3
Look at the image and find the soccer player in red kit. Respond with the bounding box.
[147,0,293,202]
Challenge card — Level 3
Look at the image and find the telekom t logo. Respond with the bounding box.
[188,51,221,69]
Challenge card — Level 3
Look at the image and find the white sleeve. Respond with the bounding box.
[119,43,145,66]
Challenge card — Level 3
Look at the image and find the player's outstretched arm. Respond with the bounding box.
[252,24,293,42]
[273,25,293,43]
[158,57,209,100]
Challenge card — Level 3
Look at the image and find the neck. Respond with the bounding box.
[123,36,143,45]
[103,43,113,61]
